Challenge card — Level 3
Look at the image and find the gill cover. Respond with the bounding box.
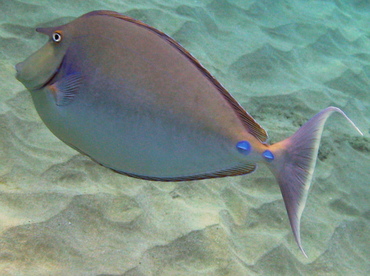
[15,27,68,90]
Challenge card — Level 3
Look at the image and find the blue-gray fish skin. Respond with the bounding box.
[15,10,362,256]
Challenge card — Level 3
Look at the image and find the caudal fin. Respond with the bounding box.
[267,107,362,257]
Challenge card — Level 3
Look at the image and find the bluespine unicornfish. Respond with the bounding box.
[15,10,363,256]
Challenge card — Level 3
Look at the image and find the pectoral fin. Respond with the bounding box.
[48,73,83,106]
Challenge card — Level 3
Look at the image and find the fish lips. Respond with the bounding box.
[15,62,24,80]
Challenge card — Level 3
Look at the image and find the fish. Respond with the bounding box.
[15,10,362,256]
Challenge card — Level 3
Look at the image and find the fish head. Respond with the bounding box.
[15,24,73,90]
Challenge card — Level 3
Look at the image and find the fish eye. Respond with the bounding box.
[52,31,62,43]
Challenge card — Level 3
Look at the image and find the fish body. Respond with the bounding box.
[17,11,266,180]
[15,11,362,256]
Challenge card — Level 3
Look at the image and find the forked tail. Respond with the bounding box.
[267,107,362,257]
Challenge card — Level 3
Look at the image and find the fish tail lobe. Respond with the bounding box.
[266,106,362,257]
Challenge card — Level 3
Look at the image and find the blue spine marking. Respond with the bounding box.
[236,141,251,155]
[263,150,274,161]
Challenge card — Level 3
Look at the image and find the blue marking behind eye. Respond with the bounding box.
[263,150,274,161]
[236,141,251,155]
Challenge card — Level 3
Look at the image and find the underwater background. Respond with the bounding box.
[0,0,369,275]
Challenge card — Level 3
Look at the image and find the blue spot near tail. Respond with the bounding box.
[263,150,274,161]
[236,141,251,155]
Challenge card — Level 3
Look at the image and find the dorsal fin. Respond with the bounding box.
[83,10,268,142]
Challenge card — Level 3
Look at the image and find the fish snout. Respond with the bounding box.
[15,62,24,80]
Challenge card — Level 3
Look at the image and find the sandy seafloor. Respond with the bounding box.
[1,0,370,275]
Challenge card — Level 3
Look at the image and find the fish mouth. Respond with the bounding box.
[15,62,22,76]
[15,62,26,82]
